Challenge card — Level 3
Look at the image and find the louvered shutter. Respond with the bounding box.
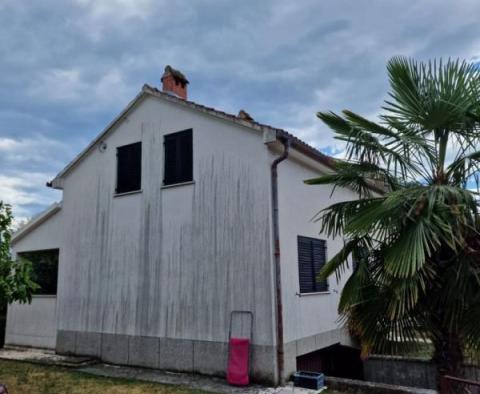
[297,236,328,293]
[163,134,178,185]
[164,129,193,185]
[116,142,141,193]
[178,130,193,183]
[298,236,314,293]
[312,239,328,292]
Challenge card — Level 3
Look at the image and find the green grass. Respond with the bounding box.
[0,360,211,394]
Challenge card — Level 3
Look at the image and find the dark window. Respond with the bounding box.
[164,129,193,185]
[297,236,328,293]
[18,249,59,295]
[116,142,142,194]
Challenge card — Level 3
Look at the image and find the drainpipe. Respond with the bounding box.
[271,136,290,385]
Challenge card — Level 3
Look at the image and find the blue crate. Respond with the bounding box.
[293,371,325,390]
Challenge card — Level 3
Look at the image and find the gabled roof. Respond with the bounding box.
[143,85,337,169]
[11,202,62,244]
[49,84,336,189]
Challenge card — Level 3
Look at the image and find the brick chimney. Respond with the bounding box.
[161,65,189,99]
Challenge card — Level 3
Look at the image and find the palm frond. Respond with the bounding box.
[309,56,480,371]
[305,161,401,197]
[317,237,368,282]
[311,198,385,238]
[446,150,480,186]
[385,57,480,131]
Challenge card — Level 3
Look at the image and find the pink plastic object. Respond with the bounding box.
[227,337,250,386]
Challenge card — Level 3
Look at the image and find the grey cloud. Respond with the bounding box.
[2,0,480,219]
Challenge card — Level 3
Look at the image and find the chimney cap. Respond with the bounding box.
[161,65,189,85]
[238,109,254,122]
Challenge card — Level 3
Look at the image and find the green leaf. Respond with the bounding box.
[308,56,480,369]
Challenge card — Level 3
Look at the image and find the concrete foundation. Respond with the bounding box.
[364,355,480,390]
[101,334,129,365]
[56,330,276,384]
[326,376,437,394]
[283,327,354,379]
[365,356,437,389]
[250,344,277,383]
[158,337,194,372]
[76,331,101,357]
[193,340,228,375]
[128,336,159,368]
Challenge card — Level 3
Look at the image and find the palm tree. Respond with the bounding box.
[306,57,480,382]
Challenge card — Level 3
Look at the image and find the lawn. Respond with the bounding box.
[0,360,210,394]
[0,359,345,393]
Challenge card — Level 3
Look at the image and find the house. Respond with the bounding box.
[5,66,365,385]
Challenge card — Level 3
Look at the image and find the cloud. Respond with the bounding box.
[28,68,84,102]
[0,171,60,224]
[2,0,480,222]
[0,135,73,171]
[73,0,155,20]
[0,135,66,223]
[0,172,56,207]
[28,67,130,108]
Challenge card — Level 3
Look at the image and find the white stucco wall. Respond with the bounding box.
[5,91,363,369]
[55,95,276,346]
[5,208,63,349]
[12,208,63,253]
[5,296,57,349]
[277,155,356,344]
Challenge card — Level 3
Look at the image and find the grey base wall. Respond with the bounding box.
[364,355,480,390]
[56,330,276,384]
[283,328,354,379]
[325,376,437,394]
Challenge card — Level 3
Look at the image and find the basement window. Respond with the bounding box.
[18,249,59,295]
[163,129,193,186]
[297,236,329,294]
[116,142,142,194]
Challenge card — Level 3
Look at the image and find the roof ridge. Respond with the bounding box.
[142,84,336,169]
[51,84,337,188]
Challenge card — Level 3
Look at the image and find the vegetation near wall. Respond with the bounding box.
[309,57,480,387]
[0,201,39,347]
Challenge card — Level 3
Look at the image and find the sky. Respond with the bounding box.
[2,0,480,224]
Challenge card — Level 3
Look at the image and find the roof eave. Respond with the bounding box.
[142,85,339,171]
[47,82,384,195]
[49,89,149,188]
[12,202,62,245]
[272,130,386,195]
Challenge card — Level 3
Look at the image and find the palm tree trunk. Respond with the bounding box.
[433,331,464,389]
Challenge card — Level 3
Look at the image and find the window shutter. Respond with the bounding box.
[312,239,328,292]
[298,236,314,293]
[297,236,328,294]
[163,135,178,185]
[116,142,141,193]
[163,129,193,185]
[178,130,193,183]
